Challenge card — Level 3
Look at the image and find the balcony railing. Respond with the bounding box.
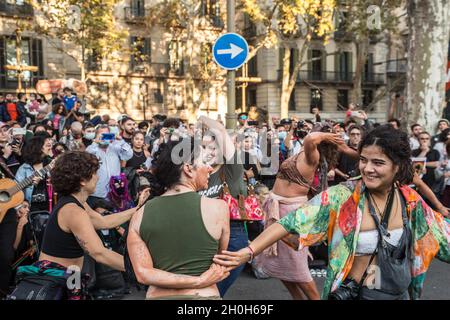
[277,70,385,85]
[0,2,34,18]
[333,30,354,42]
[362,72,385,85]
[124,7,150,23]
[169,62,184,76]
[386,59,407,76]
[128,63,170,77]
[295,71,355,83]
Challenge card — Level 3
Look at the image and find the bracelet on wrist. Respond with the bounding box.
[247,246,255,263]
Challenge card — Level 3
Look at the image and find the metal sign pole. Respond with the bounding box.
[225,0,236,130]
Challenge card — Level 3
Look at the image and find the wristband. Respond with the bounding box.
[247,246,255,263]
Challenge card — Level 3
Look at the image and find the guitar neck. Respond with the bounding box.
[10,166,50,194]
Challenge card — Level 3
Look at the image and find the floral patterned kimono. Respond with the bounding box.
[278,179,450,300]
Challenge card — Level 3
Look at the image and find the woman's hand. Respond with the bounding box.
[324,133,345,146]
[213,248,252,270]
[17,213,28,229]
[31,176,43,185]
[137,188,151,208]
[3,143,13,158]
[436,205,450,217]
[194,263,230,289]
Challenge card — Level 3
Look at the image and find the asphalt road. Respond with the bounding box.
[122,259,450,300]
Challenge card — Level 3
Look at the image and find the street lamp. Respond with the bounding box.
[140,81,149,121]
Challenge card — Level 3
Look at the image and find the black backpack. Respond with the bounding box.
[83,229,128,299]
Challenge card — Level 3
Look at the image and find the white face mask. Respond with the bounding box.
[278,132,287,140]
[109,126,120,136]
[84,132,96,140]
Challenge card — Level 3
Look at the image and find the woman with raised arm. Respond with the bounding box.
[195,116,248,297]
[253,123,345,300]
[214,125,450,300]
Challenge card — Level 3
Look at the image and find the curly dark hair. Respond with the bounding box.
[52,103,67,116]
[51,151,100,196]
[150,137,200,196]
[358,124,413,185]
[22,135,51,165]
[163,117,180,128]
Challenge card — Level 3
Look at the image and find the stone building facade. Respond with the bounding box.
[0,0,403,123]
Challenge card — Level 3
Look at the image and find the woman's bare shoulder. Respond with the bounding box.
[201,197,228,215]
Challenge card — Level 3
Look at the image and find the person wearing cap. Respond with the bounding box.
[280,118,292,132]
[432,119,450,147]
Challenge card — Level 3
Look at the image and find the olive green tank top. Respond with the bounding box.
[139,192,219,276]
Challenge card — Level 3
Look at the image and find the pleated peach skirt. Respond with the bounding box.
[256,193,313,283]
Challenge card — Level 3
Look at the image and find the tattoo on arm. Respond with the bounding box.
[75,235,90,255]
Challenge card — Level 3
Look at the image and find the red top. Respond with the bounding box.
[6,103,18,121]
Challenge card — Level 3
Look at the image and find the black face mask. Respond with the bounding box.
[116,186,125,195]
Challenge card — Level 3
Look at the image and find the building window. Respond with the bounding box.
[363,53,374,82]
[1,0,34,17]
[248,56,258,77]
[5,38,30,81]
[310,88,323,110]
[200,0,222,27]
[200,0,220,16]
[362,89,374,107]
[289,89,296,111]
[130,37,151,71]
[130,0,145,16]
[311,50,323,80]
[169,40,184,76]
[0,36,43,89]
[201,42,213,73]
[153,88,163,104]
[337,51,352,81]
[168,85,184,110]
[337,89,349,110]
[248,88,257,107]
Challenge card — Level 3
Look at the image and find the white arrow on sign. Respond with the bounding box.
[217,43,244,59]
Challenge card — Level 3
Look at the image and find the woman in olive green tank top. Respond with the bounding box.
[127,138,230,299]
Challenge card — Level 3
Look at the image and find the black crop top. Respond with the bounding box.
[41,196,85,259]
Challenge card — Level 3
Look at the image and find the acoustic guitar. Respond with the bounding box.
[0,162,55,223]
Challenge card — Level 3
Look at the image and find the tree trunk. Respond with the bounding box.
[279,46,291,119]
[81,50,86,83]
[353,39,368,106]
[406,0,450,133]
[184,21,196,122]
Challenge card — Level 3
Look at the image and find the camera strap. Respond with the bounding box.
[358,187,396,288]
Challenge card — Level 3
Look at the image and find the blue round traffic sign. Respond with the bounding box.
[213,33,249,70]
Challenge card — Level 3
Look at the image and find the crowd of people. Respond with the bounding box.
[0,89,449,300]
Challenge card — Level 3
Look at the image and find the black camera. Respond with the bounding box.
[294,121,308,139]
[327,278,361,300]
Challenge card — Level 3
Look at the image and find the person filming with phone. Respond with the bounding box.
[86,124,133,203]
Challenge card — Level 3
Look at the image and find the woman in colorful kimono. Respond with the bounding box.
[214,124,450,300]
